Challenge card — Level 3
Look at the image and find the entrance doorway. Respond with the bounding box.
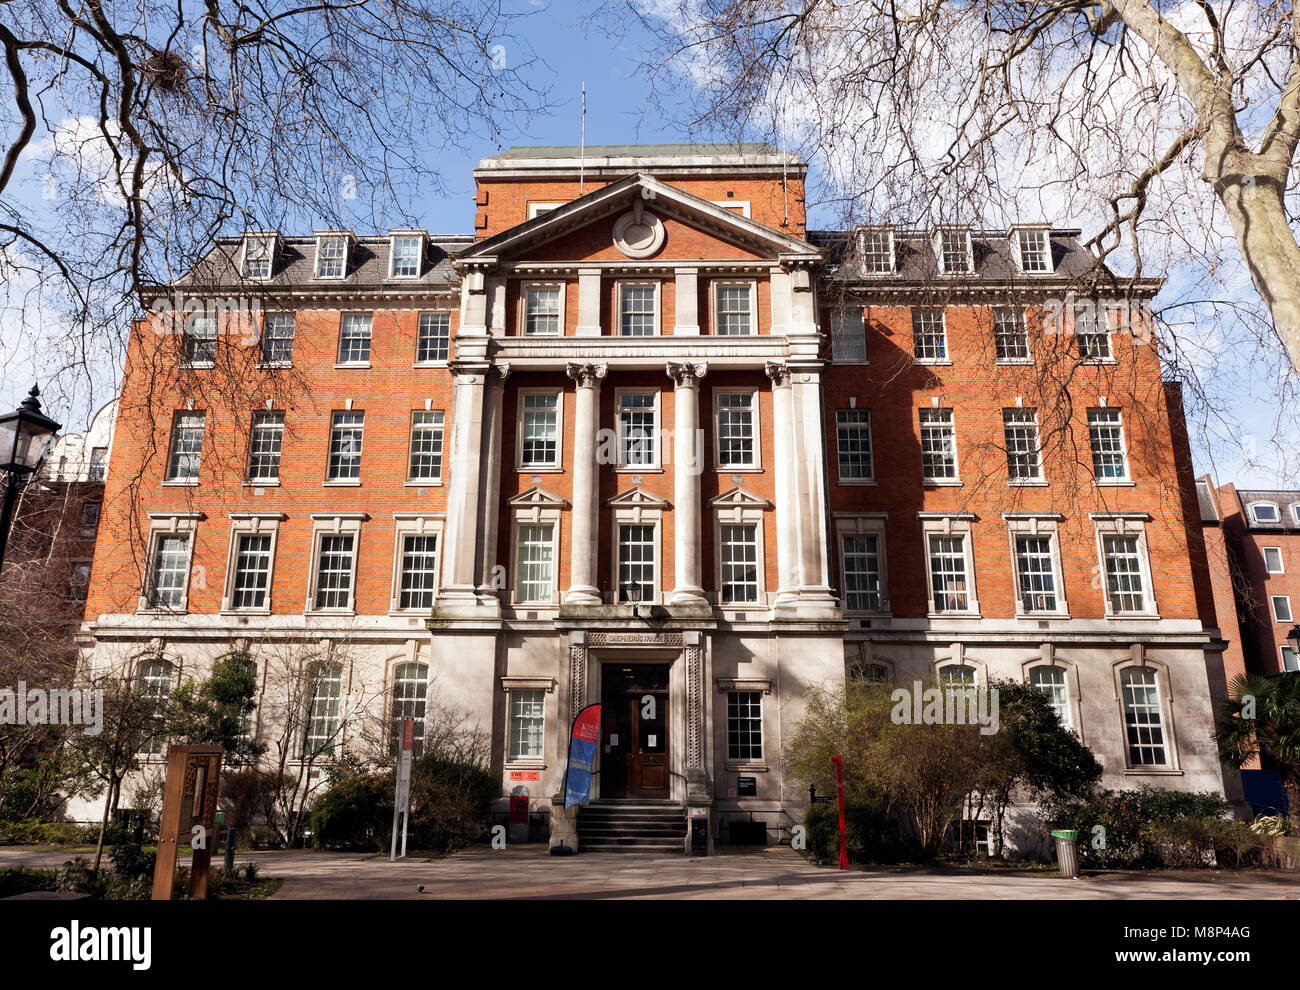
[600,663,670,799]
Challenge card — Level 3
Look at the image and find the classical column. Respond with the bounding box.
[666,361,708,606]
[564,361,606,604]
[765,361,798,604]
[475,363,510,607]
[435,363,488,613]
[789,367,839,607]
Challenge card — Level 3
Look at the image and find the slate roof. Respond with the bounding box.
[1234,489,1300,531]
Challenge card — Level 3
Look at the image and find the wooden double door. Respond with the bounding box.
[600,663,670,799]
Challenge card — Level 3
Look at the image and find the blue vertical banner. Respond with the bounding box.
[563,703,602,809]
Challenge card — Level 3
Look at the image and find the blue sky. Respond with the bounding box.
[1,1,1293,489]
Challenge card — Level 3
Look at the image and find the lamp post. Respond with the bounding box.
[0,386,62,573]
[621,581,645,619]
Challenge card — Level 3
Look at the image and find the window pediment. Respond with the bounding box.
[508,486,570,510]
[607,486,670,510]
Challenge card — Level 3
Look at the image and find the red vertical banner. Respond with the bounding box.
[834,753,848,870]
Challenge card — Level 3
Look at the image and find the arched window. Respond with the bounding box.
[303,663,344,758]
[137,657,174,756]
[390,662,428,757]
[1120,667,1167,767]
[850,662,889,684]
[1028,666,1071,729]
[1250,502,1280,525]
[938,664,976,690]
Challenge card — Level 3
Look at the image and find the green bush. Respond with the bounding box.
[803,800,912,865]
[309,768,393,851]
[407,755,499,853]
[0,867,59,897]
[0,820,86,846]
[1045,787,1233,868]
[109,843,156,879]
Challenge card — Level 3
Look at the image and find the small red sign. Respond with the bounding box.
[508,770,540,781]
[401,718,414,752]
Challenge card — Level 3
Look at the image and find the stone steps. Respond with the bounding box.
[578,802,687,854]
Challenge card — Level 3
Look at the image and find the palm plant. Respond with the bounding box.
[1216,674,1300,834]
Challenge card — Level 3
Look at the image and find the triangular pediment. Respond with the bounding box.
[606,486,671,509]
[710,486,772,510]
[507,486,569,510]
[458,173,820,265]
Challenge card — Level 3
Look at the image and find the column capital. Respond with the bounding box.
[565,362,607,388]
[763,361,792,388]
[447,360,490,384]
[486,362,511,388]
[666,361,708,389]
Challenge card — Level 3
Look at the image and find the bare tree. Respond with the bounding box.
[616,0,1300,469]
[0,0,550,419]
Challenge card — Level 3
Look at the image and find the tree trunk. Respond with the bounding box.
[1283,772,1300,837]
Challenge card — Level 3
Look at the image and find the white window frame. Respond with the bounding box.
[830,309,868,363]
[1250,501,1281,525]
[911,307,949,363]
[221,512,284,613]
[1087,407,1130,483]
[240,232,278,280]
[919,406,960,484]
[711,199,752,218]
[1003,408,1044,483]
[258,312,295,367]
[1281,645,1300,673]
[612,515,662,606]
[507,687,548,763]
[1004,514,1069,618]
[414,312,452,365]
[919,514,980,617]
[614,388,660,470]
[306,514,365,615]
[527,202,567,218]
[835,408,875,483]
[325,409,365,484]
[181,312,217,367]
[406,409,446,483]
[711,488,771,609]
[1271,595,1293,623]
[1293,504,1300,525]
[1113,659,1178,771]
[520,281,565,336]
[713,389,761,471]
[1011,227,1053,274]
[615,281,661,337]
[390,514,444,614]
[992,306,1032,363]
[934,227,973,274]
[516,389,564,471]
[388,231,426,279]
[833,513,890,615]
[139,512,202,613]
[1023,658,1081,734]
[389,658,430,757]
[724,689,765,763]
[164,410,205,485]
[245,410,285,484]
[1263,546,1284,574]
[511,519,561,606]
[1092,514,1159,618]
[711,280,757,336]
[857,227,895,275]
[313,233,351,279]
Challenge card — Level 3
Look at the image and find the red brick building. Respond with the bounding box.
[77,145,1230,846]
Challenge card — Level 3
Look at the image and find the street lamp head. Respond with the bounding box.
[1288,623,1300,657]
[622,582,644,604]
[0,386,62,476]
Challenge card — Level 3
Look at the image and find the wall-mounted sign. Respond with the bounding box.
[737,776,757,797]
[509,770,540,782]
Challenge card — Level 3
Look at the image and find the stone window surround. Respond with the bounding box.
[613,387,662,471]
[832,511,891,616]
[1091,513,1160,619]
[220,511,286,614]
[710,278,758,336]
[519,280,566,336]
[716,675,772,772]
[933,226,974,275]
[137,511,204,614]
[1111,647,1182,774]
[857,226,896,275]
[515,387,565,472]
[1019,646,1084,741]
[847,641,895,681]
[919,512,981,618]
[389,513,445,615]
[501,675,556,770]
[313,231,352,280]
[614,279,662,336]
[1009,225,1054,274]
[388,230,427,279]
[508,488,567,606]
[712,387,763,472]
[305,512,367,615]
[711,488,771,609]
[608,488,668,605]
[240,231,278,280]
[1003,513,1070,619]
[933,644,986,684]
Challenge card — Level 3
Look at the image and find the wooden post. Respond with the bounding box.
[151,745,223,900]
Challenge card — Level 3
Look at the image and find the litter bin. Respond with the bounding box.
[1051,829,1079,878]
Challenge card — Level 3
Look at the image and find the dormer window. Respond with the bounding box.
[1013,227,1052,274]
[1251,502,1281,525]
[241,233,278,279]
[315,233,351,279]
[389,232,426,278]
[858,227,895,275]
[935,227,973,274]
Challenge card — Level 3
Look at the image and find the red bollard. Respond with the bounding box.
[834,754,848,870]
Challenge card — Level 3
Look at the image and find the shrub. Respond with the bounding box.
[407,755,499,853]
[0,820,85,846]
[803,800,911,865]
[0,867,59,897]
[1045,787,1233,868]
[109,843,156,879]
[309,768,393,851]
